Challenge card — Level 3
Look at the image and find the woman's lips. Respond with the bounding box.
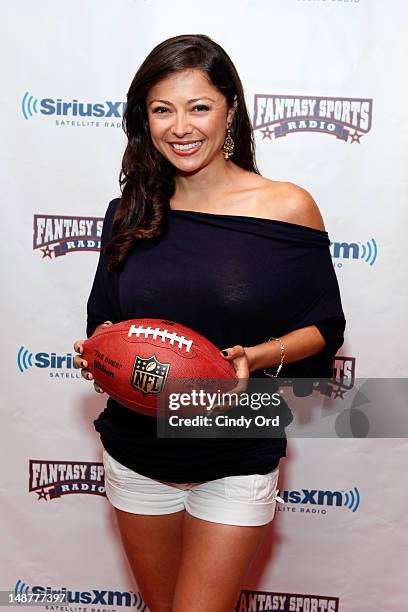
[168,140,204,156]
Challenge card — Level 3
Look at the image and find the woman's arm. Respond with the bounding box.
[222,185,345,377]
[86,199,122,336]
[244,325,325,374]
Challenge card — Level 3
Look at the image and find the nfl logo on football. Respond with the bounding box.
[131,355,169,394]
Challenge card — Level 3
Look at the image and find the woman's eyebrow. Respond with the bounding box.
[148,97,216,106]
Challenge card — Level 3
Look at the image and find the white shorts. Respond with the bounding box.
[103,449,283,526]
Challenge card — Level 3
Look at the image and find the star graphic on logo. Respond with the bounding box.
[349,130,362,144]
[333,386,346,400]
[260,126,274,140]
[36,488,48,500]
[41,245,53,259]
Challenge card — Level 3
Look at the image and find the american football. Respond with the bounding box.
[82,318,237,416]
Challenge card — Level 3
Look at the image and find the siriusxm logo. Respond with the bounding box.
[17,346,79,378]
[14,580,146,610]
[281,487,360,512]
[22,91,125,128]
[331,238,377,266]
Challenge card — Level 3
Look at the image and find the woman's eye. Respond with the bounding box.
[152,105,209,114]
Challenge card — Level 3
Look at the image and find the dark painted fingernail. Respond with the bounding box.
[221,350,228,357]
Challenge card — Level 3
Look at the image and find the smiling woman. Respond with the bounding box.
[146,70,235,164]
[74,33,345,612]
[103,34,258,272]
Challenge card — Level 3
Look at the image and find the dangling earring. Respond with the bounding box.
[223,127,235,160]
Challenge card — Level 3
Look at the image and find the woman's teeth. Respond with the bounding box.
[171,141,202,151]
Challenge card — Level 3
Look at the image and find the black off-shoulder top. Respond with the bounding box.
[88,199,345,482]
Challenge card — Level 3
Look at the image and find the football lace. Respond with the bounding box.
[128,324,193,353]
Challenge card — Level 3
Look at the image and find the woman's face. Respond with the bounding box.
[146,69,235,172]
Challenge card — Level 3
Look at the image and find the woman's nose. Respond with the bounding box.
[170,112,193,137]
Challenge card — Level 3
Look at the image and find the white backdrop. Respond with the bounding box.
[1,1,408,611]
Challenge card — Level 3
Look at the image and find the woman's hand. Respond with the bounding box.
[220,345,250,379]
[206,345,250,416]
[73,321,113,393]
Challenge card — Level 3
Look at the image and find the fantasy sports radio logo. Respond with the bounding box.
[280,355,355,401]
[17,346,79,379]
[331,238,378,267]
[14,580,146,610]
[329,355,355,398]
[33,214,103,258]
[311,355,356,400]
[21,91,125,128]
[278,486,360,515]
[333,356,355,384]
[253,94,372,143]
[29,460,106,500]
[236,590,339,612]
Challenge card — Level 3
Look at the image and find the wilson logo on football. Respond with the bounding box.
[131,355,170,395]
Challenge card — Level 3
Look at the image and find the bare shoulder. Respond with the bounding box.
[257,179,326,231]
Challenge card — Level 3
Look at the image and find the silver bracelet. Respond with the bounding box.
[263,336,285,378]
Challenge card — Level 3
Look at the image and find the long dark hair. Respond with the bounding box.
[106,34,259,271]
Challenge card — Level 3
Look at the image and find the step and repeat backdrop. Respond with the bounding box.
[1,1,408,611]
